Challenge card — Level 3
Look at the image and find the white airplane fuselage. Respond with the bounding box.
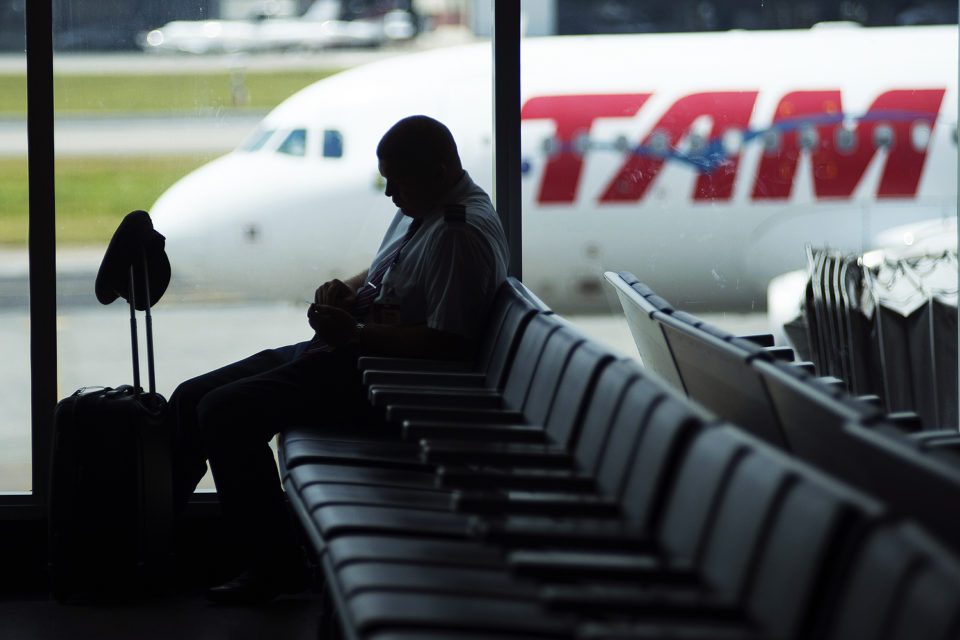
[150,25,958,312]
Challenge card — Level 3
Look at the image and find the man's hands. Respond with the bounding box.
[308,275,365,346]
[307,304,359,347]
[313,278,356,309]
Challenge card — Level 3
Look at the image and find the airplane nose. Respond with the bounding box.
[149,152,381,301]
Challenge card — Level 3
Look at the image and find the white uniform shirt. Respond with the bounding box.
[367,171,509,340]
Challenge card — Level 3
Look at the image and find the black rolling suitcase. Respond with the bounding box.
[49,210,174,603]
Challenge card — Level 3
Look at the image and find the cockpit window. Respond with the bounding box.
[277,129,307,157]
[239,128,275,152]
[323,129,344,158]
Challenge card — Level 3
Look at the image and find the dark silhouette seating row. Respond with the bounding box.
[277,277,960,639]
[606,270,960,556]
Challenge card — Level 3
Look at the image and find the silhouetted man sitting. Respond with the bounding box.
[168,115,509,604]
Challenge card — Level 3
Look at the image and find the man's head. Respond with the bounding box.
[377,115,464,217]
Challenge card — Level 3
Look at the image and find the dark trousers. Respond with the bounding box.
[168,341,363,570]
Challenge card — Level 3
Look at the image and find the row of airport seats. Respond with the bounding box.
[277,276,960,640]
[606,270,960,558]
[799,247,958,429]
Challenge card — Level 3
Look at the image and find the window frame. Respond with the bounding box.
[2,0,57,519]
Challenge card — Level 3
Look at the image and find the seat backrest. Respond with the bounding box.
[848,422,960,554]
[499,313,564,412]
[821,522,960,640]
[658,312,790,449]
[694,440,798,601]
[885,526,960,640]
[930,297,958,428]
[505,276,552,313]
[746,461,883,640]
[540,337,618,449]
[514,326,585,424]
[653,425,754,566]
[590,377,667,499]
[615,390,704,530]
[603,272,685,391]
[572,359,645,474]
[753,358,879,490]
[475,284,541,389]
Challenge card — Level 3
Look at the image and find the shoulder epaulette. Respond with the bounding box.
[443,204,466,224]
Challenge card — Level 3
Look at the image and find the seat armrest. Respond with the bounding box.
[363,370,487,387]
[420,441,572,467]
[736,333,775,347]
[539,583,735,617]
[473,516,651,551]
[509,549,689,582]
[384,405,524,425]
[437,466,595,492]
[764,346,796,362]
[357,356,473,373]
[403,421,546,443]
[369,386,502,409]
[454,490,619,518]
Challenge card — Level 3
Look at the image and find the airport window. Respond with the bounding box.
[322,129,344,158]
[277,129,308,156]
[6,0,956,510]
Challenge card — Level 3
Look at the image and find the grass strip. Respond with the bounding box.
[0,69,341,115]
[0,154,218,246]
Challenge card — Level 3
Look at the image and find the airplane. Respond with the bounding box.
[139,0,417,54]
[149,23,958,314]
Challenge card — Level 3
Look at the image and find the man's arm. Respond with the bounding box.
[314,270,368,308]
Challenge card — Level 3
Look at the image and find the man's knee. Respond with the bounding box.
[196,381,280,452]
[170,375,206,414]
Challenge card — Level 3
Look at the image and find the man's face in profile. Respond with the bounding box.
[378,157,439,218]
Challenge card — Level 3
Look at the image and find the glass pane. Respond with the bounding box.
[0,6,29,491]
[239,127,276,152]
[277,129,307,156]
[51,2,484,493]
[322,129,344,158]
[520,1,958,415]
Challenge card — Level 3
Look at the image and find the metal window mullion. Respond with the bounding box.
[493,0,522,280]
[26,0,57,511]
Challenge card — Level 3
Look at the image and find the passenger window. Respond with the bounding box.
[240,128,275,152]
[277,129,307,157]
[323,129,344,158]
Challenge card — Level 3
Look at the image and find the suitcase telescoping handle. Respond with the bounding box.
[126,249,157,396]
[95,210,170,395]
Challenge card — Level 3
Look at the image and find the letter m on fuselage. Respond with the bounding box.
[752,89,945,200]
